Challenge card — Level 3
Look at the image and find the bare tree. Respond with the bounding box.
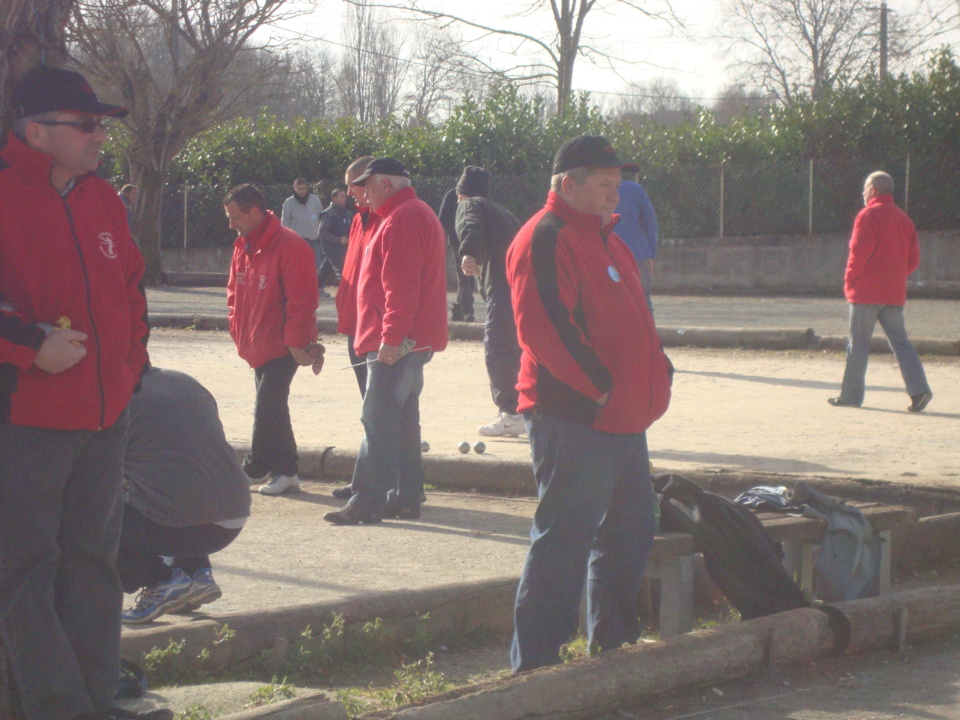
[712,83,773,124]
[720,0,955,103]
[335,0,407,123]
[69,0,309,283]
[1,0,74,134]
[343,0,684,115]
[610,77,695,126]
[403,26,479,124]
[261,46,340,122]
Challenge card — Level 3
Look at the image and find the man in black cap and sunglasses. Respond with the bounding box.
[0,67,165,720]
[506,135,673,672]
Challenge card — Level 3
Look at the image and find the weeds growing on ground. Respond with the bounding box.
[246,677,296,707]
[175,704,212,720]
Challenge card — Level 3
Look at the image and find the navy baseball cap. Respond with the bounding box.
[12,66,128,119]
[553,135,638,174]
[350,157,410,185]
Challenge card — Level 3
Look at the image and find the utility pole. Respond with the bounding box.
[879,2,889,80]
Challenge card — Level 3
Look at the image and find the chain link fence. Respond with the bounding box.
[160,156,960,249]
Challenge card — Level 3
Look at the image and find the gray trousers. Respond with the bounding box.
[0,412,128,720]
[839,303,930,406]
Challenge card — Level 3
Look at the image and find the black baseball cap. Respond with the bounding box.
[553,135,638,174]
[350,157,410,185]
[12,66,128,119]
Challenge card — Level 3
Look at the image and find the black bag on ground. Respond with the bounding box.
[654,473,810,620]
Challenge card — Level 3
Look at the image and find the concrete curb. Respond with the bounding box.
[147,314,959,355]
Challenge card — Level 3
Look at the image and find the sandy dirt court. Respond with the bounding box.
[146,328,960,487]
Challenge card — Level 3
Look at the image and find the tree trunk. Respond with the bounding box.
[130,161,165,285]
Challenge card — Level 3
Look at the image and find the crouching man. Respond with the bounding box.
[120,367,251,623]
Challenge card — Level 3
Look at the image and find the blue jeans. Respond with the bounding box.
[839,303,930,406]
[0,412,129,720]
[511,412,655,672]
[347,350,430,515]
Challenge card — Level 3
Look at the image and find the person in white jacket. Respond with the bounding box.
[280,178,324,279]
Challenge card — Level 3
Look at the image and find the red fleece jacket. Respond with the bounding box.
[507,191,671,434]
[336,207,374,337]
[227,211,319,368]
[354,186,448,356]
[0,133,149,430]
[844,195,919,306]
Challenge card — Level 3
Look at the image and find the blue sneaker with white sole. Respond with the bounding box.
[122,568,193,624]
[176,568,223,612]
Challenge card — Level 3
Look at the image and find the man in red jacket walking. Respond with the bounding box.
[0,67,164,720]
[507,136,673,672]
[225,184,321,496]
[828,171,932,412]
[324,158,448,524]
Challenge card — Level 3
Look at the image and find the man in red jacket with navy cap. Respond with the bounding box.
[507,135,672,672]
[324,158,447,525]
[828,171,932,412]
[0,66,168,720]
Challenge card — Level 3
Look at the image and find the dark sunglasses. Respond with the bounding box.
[34,117,111,134]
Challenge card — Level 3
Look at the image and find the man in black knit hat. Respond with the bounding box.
[455,166,524,437]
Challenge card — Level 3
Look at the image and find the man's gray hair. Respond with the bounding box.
[375,174,412,190]
[866,171,894,196]
[12,111,59,140]
[550,167,593,192]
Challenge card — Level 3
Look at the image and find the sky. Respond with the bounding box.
[270,0,960,109]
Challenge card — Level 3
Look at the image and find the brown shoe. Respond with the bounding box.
[323,504,381,525]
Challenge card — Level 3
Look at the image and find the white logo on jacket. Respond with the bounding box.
[98,232,118,259]
[259,275,268,290]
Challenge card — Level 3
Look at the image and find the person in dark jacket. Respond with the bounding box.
[507,136,672,673]
[455,166,524,437]
[439,186,476,322]
[0,67,165,720]
[317,188,353,288]
[120,367,251,624]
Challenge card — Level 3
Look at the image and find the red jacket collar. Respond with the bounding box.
[1,131,97,193]
[234,211,281,255]
[545,191,619,237]
[868,194,894,207]
[371,185,417,219]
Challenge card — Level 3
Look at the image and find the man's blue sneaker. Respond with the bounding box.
[122,568,193,624]
[175,568,223,612]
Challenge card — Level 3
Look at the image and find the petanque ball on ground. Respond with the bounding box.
[421,441,430,453]
[458,441,471,454]
[474,441,486,454]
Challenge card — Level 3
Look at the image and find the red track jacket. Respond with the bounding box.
[354,187,448,356]
[507,191,671,434]
[227,211,319,368]
[844,195,920,306]
[0,133,149,430]
[336,206,373,337]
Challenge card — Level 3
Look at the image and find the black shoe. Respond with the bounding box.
[451,305,464,322]
[908,391,933,413]
[323,504,382,525]
[331,485,354,499]
[463,313,475,322]
[827,397,860,408]
[397,506,421,520]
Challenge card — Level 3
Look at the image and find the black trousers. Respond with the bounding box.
[450,243,475,319]
[116,505,242,592]
[484,283,522,415]
[243,353,299,478]
[319,239,347,285]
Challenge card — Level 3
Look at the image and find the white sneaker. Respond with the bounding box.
[478,413,526,437]
[258,474,301,495]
